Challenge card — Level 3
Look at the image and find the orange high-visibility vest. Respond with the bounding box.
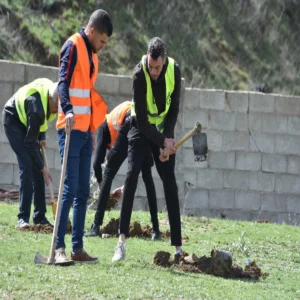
[107,101,132,147]
[56,32,107,132]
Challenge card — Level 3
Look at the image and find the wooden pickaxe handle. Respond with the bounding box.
[163,122,202,157]
[41,146,55,200]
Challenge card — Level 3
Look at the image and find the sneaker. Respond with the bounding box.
[175,248,183,255]
[151,231,162,241]
[84,224,101,237]
[71,249,99,264]
[15,219,29,229]
[55,248,74,265]
[112,243,126,262]
[33,217,54,228]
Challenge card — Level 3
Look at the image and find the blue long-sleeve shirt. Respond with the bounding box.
[58,28,95,115]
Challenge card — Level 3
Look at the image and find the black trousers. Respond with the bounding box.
[119,120,182,246]
[2,112,46,222]
[93,120,160,232]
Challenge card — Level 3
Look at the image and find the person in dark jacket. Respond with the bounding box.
[112,37,183,262]
[2,78,58,229]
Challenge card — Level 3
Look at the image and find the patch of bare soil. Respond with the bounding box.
[106,194,119,211]
[100,218,189,241]
[20,224,53,234]
[154,249,269,280]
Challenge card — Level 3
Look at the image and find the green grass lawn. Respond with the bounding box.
[0,201,300,300]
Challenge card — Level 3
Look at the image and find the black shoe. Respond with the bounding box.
[151,231,162,241]
[33,217,54,228]
[84,224,101,237]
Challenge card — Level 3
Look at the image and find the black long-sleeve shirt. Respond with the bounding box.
[132,56,181,147]
[3,92,47,170]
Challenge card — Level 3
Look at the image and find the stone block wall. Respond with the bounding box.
[1,60,300,225]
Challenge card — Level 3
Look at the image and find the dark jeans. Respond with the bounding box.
[2,112,46,223]
[119,121,182,246]
[56,129,92,251]
[93,120,160,232]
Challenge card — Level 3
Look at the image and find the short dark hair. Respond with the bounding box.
[147,37,165,59]
[88,9,113,37]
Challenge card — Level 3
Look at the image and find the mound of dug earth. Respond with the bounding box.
[154,249,268,280]
[20,224,53,234]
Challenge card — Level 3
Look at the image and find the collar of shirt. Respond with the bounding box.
[79,28,95,78]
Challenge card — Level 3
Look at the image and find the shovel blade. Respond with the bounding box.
[192,132,208,162]
[34,252,53,265]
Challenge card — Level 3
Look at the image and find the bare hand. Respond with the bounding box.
[163,138,177,156]
[65,113,75,134]
[159,148,169,162]
[42,167,52,185]
[40,140,46,148]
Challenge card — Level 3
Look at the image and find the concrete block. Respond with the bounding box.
[288,116,300,136]
[184,88,201,109]
[0,163,13,184]
[43,148,55,169]
[248,113,262,132]
[235,190,261,211]
[182,168,198,187]
[208,190,235,209]
[287,195,300,213]
[118,75,133,96]
[13,83,23,94]
[184,188,209,210]
[249,172,275,192]
[221,210,253,221]
[236,152,261,171]
[262,114,287,134]
[223,170,250,190]
[275,95,300,116]
[0,124,8,143]
[0,60,25,83]
[208,151,235,170]
[48,168,61,191]
[262,154,287,173]
[198,169,223,189]
[45,129,59,149]
[184,109,208,129]
[0,83,13,105]
[13,164,20,186]
[287,156,300,175]
[236,113,248,132]
[95,74,120,95]
[0,143,17,164]
[225,91,249,113]
[251,211,278,223]
[249,133,275,153]
[199,90,225,110]
[223,132,249,151]
[249,92,274,113]
[132,197,149,211]
[275,134,300,156]
[117,158,128,176]
[278,212,300,226]
[205,130,223,152]
[208,111,236,131]
[275,174,300,195]
[260,193,287,213]
[25,64,58,83]
[54,149,62,170]
[138,178,164,199]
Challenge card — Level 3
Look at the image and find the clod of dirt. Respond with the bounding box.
[153,251,171,267]
[101,218,119,236]
[153,249,269,280]
[106,194,119,211]
[129,221,143,237]
[20,224,53,234]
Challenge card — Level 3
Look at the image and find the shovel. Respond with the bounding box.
[34,132,73,266]
[41,145,72,231]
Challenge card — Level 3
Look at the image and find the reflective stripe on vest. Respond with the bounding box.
[107,101,132,147]
[15,78,56,132]
[131,55,175,132]
[56,32,99,131]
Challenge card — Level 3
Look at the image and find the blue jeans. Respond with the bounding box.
[2,115,46,223]
[56,129,92,251]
